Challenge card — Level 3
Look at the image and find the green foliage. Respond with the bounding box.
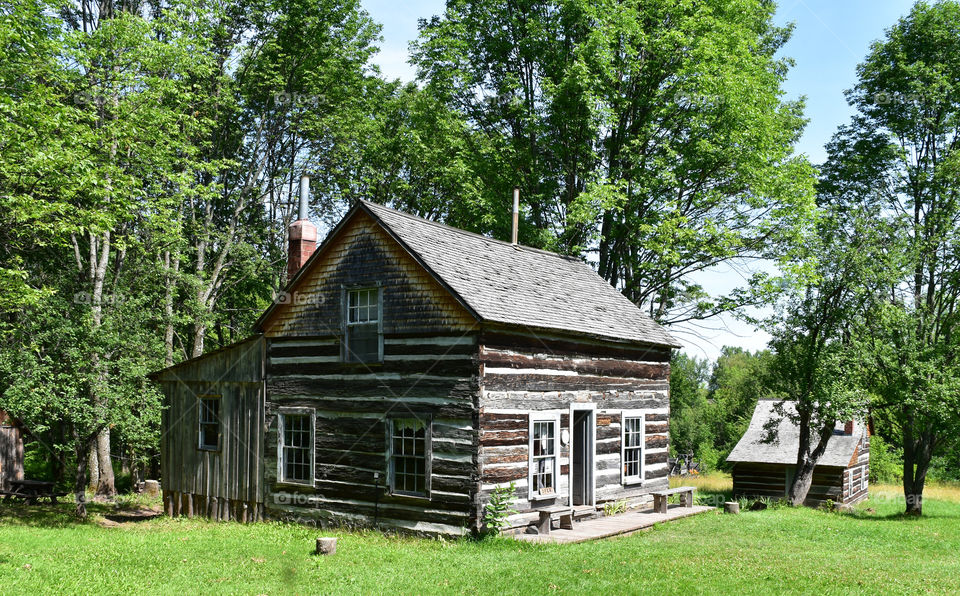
[481,481,518,535]
[411,0,817,325]
[819,0,960,511]
[602,500,628,516]
[668,353,711,454]
[869,434,903,485]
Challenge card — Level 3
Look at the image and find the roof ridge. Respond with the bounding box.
[359,199,582,262]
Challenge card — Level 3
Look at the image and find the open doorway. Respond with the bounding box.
[569,405,595,507]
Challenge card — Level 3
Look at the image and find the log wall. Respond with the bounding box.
[842,435,870,505]
[477,330,672,529]
[732,463,846,506]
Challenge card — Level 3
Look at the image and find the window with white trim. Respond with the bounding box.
[621,412,644,484]
[388,418,431,497]
[344,287,382,363]
[529,414,560,499]
[278,410,314,485]
[198,396,220,451]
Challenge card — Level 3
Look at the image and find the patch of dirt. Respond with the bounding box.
[99,506,163,526]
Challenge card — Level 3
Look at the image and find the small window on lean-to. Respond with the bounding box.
[198,396,220,451]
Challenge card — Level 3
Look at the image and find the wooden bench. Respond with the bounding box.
[535,505,574,535]
[650,486,696,514]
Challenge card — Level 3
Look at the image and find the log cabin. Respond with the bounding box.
[151,182,680,535]
[727,399,870,506]
[0,410,24,492]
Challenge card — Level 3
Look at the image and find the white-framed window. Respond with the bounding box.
[529,413,560,500]
[197,395,221,451]
[388,418,431,497]
[343,287,382,363]
[278,409,315,485]
[621,411,645,485]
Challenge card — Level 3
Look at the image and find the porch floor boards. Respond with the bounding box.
[512,504,714,544]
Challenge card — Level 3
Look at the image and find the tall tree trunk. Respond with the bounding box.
[74,431,93,518]
[86,442,99,491]
[89,230,116,498]
[788,415,836,506]
[163,249,180,367]
[95,426,115,497]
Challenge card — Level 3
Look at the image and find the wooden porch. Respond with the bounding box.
[512,504,714,544]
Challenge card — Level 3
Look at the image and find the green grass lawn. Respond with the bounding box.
[1,482,958,595]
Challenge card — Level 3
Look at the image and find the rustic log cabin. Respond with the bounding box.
[152,181,680,534]
[727,400,870,506]
[0,410,24,492]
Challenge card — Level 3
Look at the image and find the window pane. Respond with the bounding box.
[347,324,379,362]
[390,419,428,496]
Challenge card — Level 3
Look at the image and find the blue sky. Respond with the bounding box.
[359,0,917,361]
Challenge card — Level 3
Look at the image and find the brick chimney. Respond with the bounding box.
[287,175,317,282]
[844,420,855,435]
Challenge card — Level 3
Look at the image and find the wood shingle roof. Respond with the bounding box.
[360,200,679,348]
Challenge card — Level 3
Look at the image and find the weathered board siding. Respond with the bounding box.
[261,210,476,338]
[156,337,266,521]
[477,329,672,529]
[0,412,23,491]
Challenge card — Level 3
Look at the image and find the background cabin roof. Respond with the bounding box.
[726,400,865,467]
[360,200,679,348]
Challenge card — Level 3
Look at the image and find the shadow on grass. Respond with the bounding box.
[0,495,163,528]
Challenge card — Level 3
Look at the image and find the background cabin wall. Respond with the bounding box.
[0,420,24,491]
[476,330,671,528]
[843,434,870,505]
[157,337,265,521]
[260,213,482,535]
[732,462,846,506]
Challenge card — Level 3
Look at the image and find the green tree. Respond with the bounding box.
[669,352,710,455]
[826,0,960,515]
[706,347,772,460]
[411,0,817,326]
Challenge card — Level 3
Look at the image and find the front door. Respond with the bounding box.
[570,408,595,506]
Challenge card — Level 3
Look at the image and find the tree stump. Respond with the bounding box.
[143,480,160,498]
[316,537,337,556]
[723,501,740,514]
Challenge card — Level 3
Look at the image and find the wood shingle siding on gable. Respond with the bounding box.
[261,210,476,338]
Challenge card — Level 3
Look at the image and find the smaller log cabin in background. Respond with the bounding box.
[727,400,870,506]
[0,410,24,492]
[151,198,680,535]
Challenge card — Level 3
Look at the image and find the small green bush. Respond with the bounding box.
[602,500,628,516]
[482,481,518,535]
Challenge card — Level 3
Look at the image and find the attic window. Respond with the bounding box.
[344,287,382,363]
